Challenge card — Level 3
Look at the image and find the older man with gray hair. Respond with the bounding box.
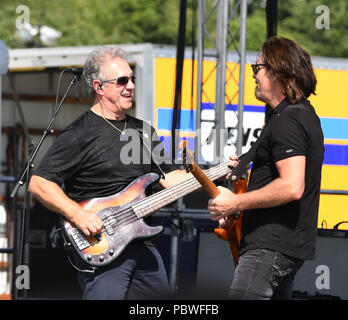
[29,46,191,299]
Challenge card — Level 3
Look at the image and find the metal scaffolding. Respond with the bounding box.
[196,0,248,162]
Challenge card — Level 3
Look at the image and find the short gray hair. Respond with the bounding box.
[83,46,127,97]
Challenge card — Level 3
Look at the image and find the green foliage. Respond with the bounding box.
[0,0,347,58]
[0,0,181,47]
[250,0,348,58]
[276,0,348,58]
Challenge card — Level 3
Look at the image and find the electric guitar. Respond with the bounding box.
[61,160,233,267]
[181,141,247,266]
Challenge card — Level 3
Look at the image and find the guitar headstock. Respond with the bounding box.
[179,140,222,200]
[179,140,196,173]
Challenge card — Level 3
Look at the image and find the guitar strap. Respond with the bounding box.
[128,118,167,179]
[230,103,288,182]
[138,121,167,179]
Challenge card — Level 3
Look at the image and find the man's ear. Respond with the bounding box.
[93,80,103,93]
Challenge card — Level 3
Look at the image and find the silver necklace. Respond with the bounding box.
[101,116,128,141]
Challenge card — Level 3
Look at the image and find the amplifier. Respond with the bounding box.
[195,228,348,300]
[195,228,236,298]
[293,229,348,300]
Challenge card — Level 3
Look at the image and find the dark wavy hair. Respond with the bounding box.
[260,36,317,104]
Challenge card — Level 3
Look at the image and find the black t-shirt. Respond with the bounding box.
[239,99,324,260]
[33,110,177,202]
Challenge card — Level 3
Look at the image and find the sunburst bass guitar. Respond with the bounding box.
[62,161,233,267]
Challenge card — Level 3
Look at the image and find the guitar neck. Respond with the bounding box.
[132,161,231,219]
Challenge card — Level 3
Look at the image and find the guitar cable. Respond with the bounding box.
[57,224,97,274]
[66,252,96,274]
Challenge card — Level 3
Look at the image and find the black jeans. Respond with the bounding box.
[229,249,304,300]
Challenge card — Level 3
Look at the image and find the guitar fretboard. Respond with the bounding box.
[131,161,231,219]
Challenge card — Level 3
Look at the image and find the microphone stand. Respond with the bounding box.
[9,72,80,299]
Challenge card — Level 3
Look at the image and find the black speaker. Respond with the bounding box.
[195,228,348,300]
[293,229,348,300]
[28,247,82,300]
[195,228,236,298]
[27,203,82,299]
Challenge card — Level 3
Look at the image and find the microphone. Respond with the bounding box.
[66,67,84,75]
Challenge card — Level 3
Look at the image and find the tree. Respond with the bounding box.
[277,0,348,58]
[0,0,347,58]
[0,0,182,47]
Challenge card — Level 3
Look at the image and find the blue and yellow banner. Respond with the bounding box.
[154,57,348,229]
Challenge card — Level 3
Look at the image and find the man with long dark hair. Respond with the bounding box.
[208,36,324,300]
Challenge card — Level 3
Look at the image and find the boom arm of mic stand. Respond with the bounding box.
[10,74,80,198]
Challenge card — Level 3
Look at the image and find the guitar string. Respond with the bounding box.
[75,173,214,240]
[90,162,232,238]
[105,162,229,225]
[101,162,232,231]
[132,162,229,211]
[76,163,235,248]
[101,179,197,231]
[98,162,230,226]
[105,173,218,231]
[101,162,231,229]
[132,162,231,216]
